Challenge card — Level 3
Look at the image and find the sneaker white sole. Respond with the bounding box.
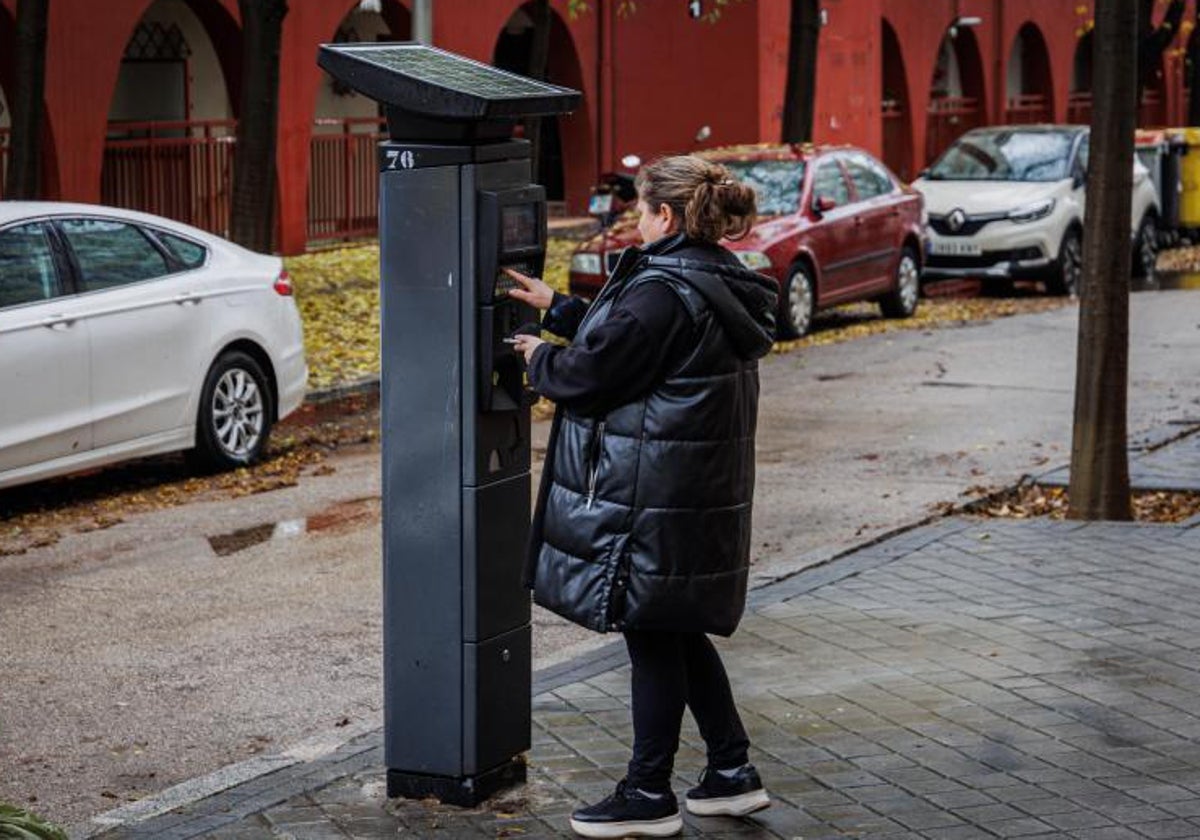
[685,788,771,817]
[569,813,683,838]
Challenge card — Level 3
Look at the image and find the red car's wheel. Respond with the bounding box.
[778,264,815,339]
[880,246,920,319]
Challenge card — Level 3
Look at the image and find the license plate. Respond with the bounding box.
[928,240,982,257]
[588,193,614,215]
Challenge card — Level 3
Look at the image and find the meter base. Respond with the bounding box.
[387,758,527,807]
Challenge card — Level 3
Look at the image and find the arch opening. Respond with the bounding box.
[101,0,240,235]
[1005,23,1053,124]
[493,5,566,202]
[308,1,411,243]
[881,19,913,181]
[1069,30,1094,124]
[925,27,986,165]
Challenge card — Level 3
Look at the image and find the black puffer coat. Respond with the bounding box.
[525,234,777,636]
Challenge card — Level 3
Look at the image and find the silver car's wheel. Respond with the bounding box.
[778,264,815,339]
[191,351,273,471]
[880,247,920,319]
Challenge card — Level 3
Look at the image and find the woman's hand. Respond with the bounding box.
[511,334,545,364]
[504,268,555,310]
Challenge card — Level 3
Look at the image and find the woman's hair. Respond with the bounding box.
[634,155,757,243]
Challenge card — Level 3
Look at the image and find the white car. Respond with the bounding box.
[913,125,1159,295]
[0,202,308,491]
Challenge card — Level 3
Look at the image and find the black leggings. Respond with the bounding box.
[623,630,750,792]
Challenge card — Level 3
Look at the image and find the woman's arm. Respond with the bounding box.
[516,282,694,417]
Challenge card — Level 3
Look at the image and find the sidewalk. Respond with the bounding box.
[83,451,1200,838]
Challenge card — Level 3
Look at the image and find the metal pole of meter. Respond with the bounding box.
[413,0,433,44]
[317,42,579,808]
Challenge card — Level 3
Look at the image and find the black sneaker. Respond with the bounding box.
[685,764,770,817]
[569,779,682,838]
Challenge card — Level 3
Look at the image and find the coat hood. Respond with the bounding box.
[635,236,778,360]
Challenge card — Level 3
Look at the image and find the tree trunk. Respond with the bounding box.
[5,0,49,199]
[1068,0,1137,521]
[230,0,287,252]
[523,0,552,181]
[1137,0,1183,102]
[781,0,820,143]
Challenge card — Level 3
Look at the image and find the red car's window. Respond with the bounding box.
[845,154,895,200]
[812,160,851,207]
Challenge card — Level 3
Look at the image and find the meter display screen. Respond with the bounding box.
[502,204,539,251]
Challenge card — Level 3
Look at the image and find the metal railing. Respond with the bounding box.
[307,117,386,243]
[1067,92,1093,125]
[102,119,236,237]
[926,95,981,163]
[1005,93,1051,125]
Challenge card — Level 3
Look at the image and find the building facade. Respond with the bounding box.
[0,0,1194,254]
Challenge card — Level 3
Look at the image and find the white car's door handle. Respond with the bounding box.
[175,292,202,306]
[41,314,75,330]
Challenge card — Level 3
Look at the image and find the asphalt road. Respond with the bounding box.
[1,291,1198,826]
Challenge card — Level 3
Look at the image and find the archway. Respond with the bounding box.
[881,19,913,181]
[1069,30,1094,124]
[493,5,565,202]
[1006,23,1053,124]
[492,4,594,210]
[925,26,986,164]
[308,1,410,242]
[1140,57,1168,127]
[101,0,240,235]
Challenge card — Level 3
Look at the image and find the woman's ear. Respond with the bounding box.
[659,203,677,232]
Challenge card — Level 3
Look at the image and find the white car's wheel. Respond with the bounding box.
[1134,215,1158,281]
[191,351,274,471]
[1048,228,1083,297]
[778,264,815,339]
[880,247,920,319]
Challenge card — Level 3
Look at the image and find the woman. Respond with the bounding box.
[508,155,777,838]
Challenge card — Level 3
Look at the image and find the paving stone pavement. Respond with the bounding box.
[90,516,1200,839]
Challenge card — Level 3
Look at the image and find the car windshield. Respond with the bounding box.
[720,159,805,216]
[926,131,1076,182]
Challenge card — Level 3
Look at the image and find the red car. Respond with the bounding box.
[568,144,926,338]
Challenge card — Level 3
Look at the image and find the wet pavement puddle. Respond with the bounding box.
[206,498,379,556]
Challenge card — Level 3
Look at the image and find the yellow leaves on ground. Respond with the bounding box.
[286,245,383,392]
[971,482,1200,524]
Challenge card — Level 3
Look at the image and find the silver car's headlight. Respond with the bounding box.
[570,253,602,274]
[734,251,773,271]
[1008,199,1056,224]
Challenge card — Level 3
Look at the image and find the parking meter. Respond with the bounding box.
[317,43,579,807]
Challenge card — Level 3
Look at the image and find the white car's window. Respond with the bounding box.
[927,131,1076,182]
[158,231,207,269]
[720,160,806,216]
[845,154,894,201]
[813,160,851,206]
[59,218,171,292]
[0,223,60,310]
